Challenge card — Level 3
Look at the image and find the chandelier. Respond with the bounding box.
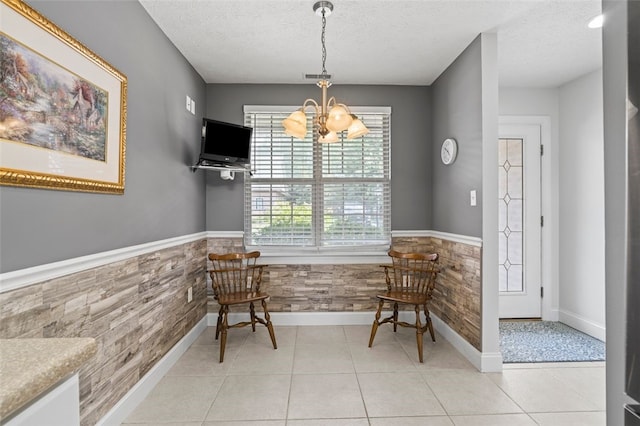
[282,1,369,143]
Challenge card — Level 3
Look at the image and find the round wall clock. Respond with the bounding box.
[441,138,458,165]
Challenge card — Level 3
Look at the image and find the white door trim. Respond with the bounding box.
[499,115,556,321]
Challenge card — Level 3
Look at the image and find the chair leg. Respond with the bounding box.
[219,305,229,363]
[369,299,384,347]
[250,302,256,332]
[393,302,399,332]
[424,303,436,342]
[415,304,424,363]
[215,305,223,340]
[262,299,277,350]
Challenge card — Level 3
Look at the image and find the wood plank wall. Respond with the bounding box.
[0,233,480,425]
[0,239,207,425]
[207,236,482,350]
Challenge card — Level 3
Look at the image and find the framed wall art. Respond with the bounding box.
[0,0,127,194]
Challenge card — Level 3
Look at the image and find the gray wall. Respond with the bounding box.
[602,0,629,425]
[431,36,483,238]
[0,1,206,272]
[204,84,432,231]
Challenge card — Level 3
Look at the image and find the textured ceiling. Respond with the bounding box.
[139,0,602,88]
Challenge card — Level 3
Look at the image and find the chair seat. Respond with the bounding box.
[217,291,270,305]
[377,290,428,305]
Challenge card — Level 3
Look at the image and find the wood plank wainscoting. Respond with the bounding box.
[208,234,482,351]
[0,237,207,425]
[0,232,480,425]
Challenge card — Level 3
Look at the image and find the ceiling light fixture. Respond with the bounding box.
[282,1,369,143]
[587,14,604,29]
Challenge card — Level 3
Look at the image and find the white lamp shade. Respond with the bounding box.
[282,110,308,139]
[318,131,339,143]
[346,117,369,139]
[326,105,353,132]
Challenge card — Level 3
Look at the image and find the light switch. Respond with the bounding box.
[470,190,477,206]
[186,95,191,111]
[190,99,196,115]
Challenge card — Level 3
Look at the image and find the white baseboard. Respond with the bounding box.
[430,314,503,372]
[558,309,606,342]
[96,316,208,426]
[544,308,560,322]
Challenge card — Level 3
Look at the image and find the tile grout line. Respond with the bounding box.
[415,359,451,421]
[345,325,373,424]
[285,326,299,424]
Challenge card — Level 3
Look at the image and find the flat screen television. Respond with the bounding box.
[198,118,252,167]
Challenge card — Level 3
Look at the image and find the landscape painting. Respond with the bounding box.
[0,33,108,162]
[0,0,127,194]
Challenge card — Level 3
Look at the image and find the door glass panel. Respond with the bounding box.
[499,138,524,293]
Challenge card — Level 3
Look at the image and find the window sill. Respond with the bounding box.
[247,247,391,265]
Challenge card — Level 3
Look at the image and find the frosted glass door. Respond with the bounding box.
[498,124,542,319]
[499,138,524,293]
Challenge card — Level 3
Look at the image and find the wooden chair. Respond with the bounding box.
[208,251,277,362]
[368,250,440,363]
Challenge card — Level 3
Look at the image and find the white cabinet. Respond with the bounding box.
[4,375,80,426]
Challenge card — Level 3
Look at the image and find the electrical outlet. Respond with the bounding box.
[187,286,193,303]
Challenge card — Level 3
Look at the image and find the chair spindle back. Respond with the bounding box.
[208,251,263,298]
[385,250,439,298]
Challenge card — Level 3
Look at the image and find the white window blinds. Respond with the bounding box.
[244,106,391,250]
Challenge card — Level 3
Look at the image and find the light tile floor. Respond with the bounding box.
[122,325,605,426]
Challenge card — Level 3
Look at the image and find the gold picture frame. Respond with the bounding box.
[0,0,127,194]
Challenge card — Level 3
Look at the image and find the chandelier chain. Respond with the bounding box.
[321,7,327,75]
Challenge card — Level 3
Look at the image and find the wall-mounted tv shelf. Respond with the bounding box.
[190,163,250,173]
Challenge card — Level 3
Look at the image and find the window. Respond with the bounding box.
[243,105,391,252]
